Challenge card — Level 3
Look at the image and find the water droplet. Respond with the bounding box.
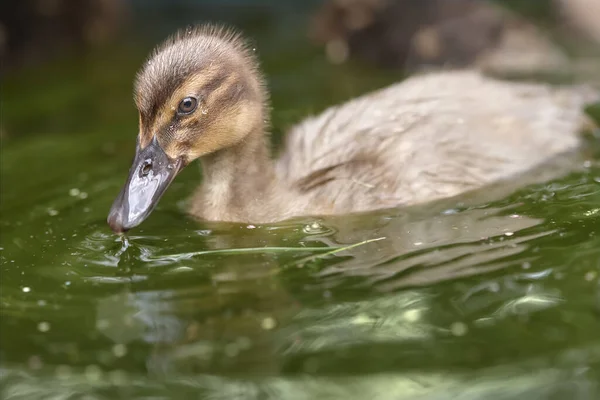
[413,241,423,246]
[167,266,194,274]
[37,322,51,332]
[22,287,31,293]
[584,271,597,281]
[442,208,459,215]
[594,177,600,184]
[402,309,421,322]
[79,192,88,199]
[450,322,468,336]
[261,317,277,330]
[247,224,256,229]
[303,221,323,233]
[504,232,514,237]
[47,208,59,216]
[352,313,376,325]
[112,344,127,358]
[69,188,80,197]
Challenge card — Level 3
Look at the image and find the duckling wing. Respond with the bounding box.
[276,70,597,211]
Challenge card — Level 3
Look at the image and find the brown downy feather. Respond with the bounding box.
[129,23,598,224]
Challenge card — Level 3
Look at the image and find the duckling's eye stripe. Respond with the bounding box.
[200,71,230,94]
[220,80,246,104]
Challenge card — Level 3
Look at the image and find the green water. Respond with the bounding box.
[2,17,600,400]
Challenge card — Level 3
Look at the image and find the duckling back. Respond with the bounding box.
[276,70,597,215]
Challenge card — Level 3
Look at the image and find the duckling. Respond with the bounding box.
[107,24,597,233]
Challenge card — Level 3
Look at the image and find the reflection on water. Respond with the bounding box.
[2,344,600,399]
[2,153,599,398]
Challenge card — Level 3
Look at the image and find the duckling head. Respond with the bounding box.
[107,24,267,233]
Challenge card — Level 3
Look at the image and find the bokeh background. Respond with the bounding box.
[2,0,600,144]
[1,1,600,399]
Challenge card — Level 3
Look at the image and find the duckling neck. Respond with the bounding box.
[193,127,281,222]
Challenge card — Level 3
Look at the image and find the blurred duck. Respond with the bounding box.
[555,0,600,44]
[107,24,597,233]
[308,0,570,75]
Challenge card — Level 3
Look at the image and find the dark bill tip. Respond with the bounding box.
[107,137,184,234]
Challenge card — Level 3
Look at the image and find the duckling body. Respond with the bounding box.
[190,69,594,223]
[107,25,597,232]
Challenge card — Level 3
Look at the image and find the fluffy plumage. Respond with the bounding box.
[131,24,598,224]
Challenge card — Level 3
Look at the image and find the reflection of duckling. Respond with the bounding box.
[309,0,569,75]
[107,24,597,233]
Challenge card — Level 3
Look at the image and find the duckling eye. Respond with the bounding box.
[177,97,198,115]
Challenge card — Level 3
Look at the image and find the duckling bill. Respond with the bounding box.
[108,136,185,233]
[107,24,598,234]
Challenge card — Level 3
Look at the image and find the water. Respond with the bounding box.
[2,12,600,400]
